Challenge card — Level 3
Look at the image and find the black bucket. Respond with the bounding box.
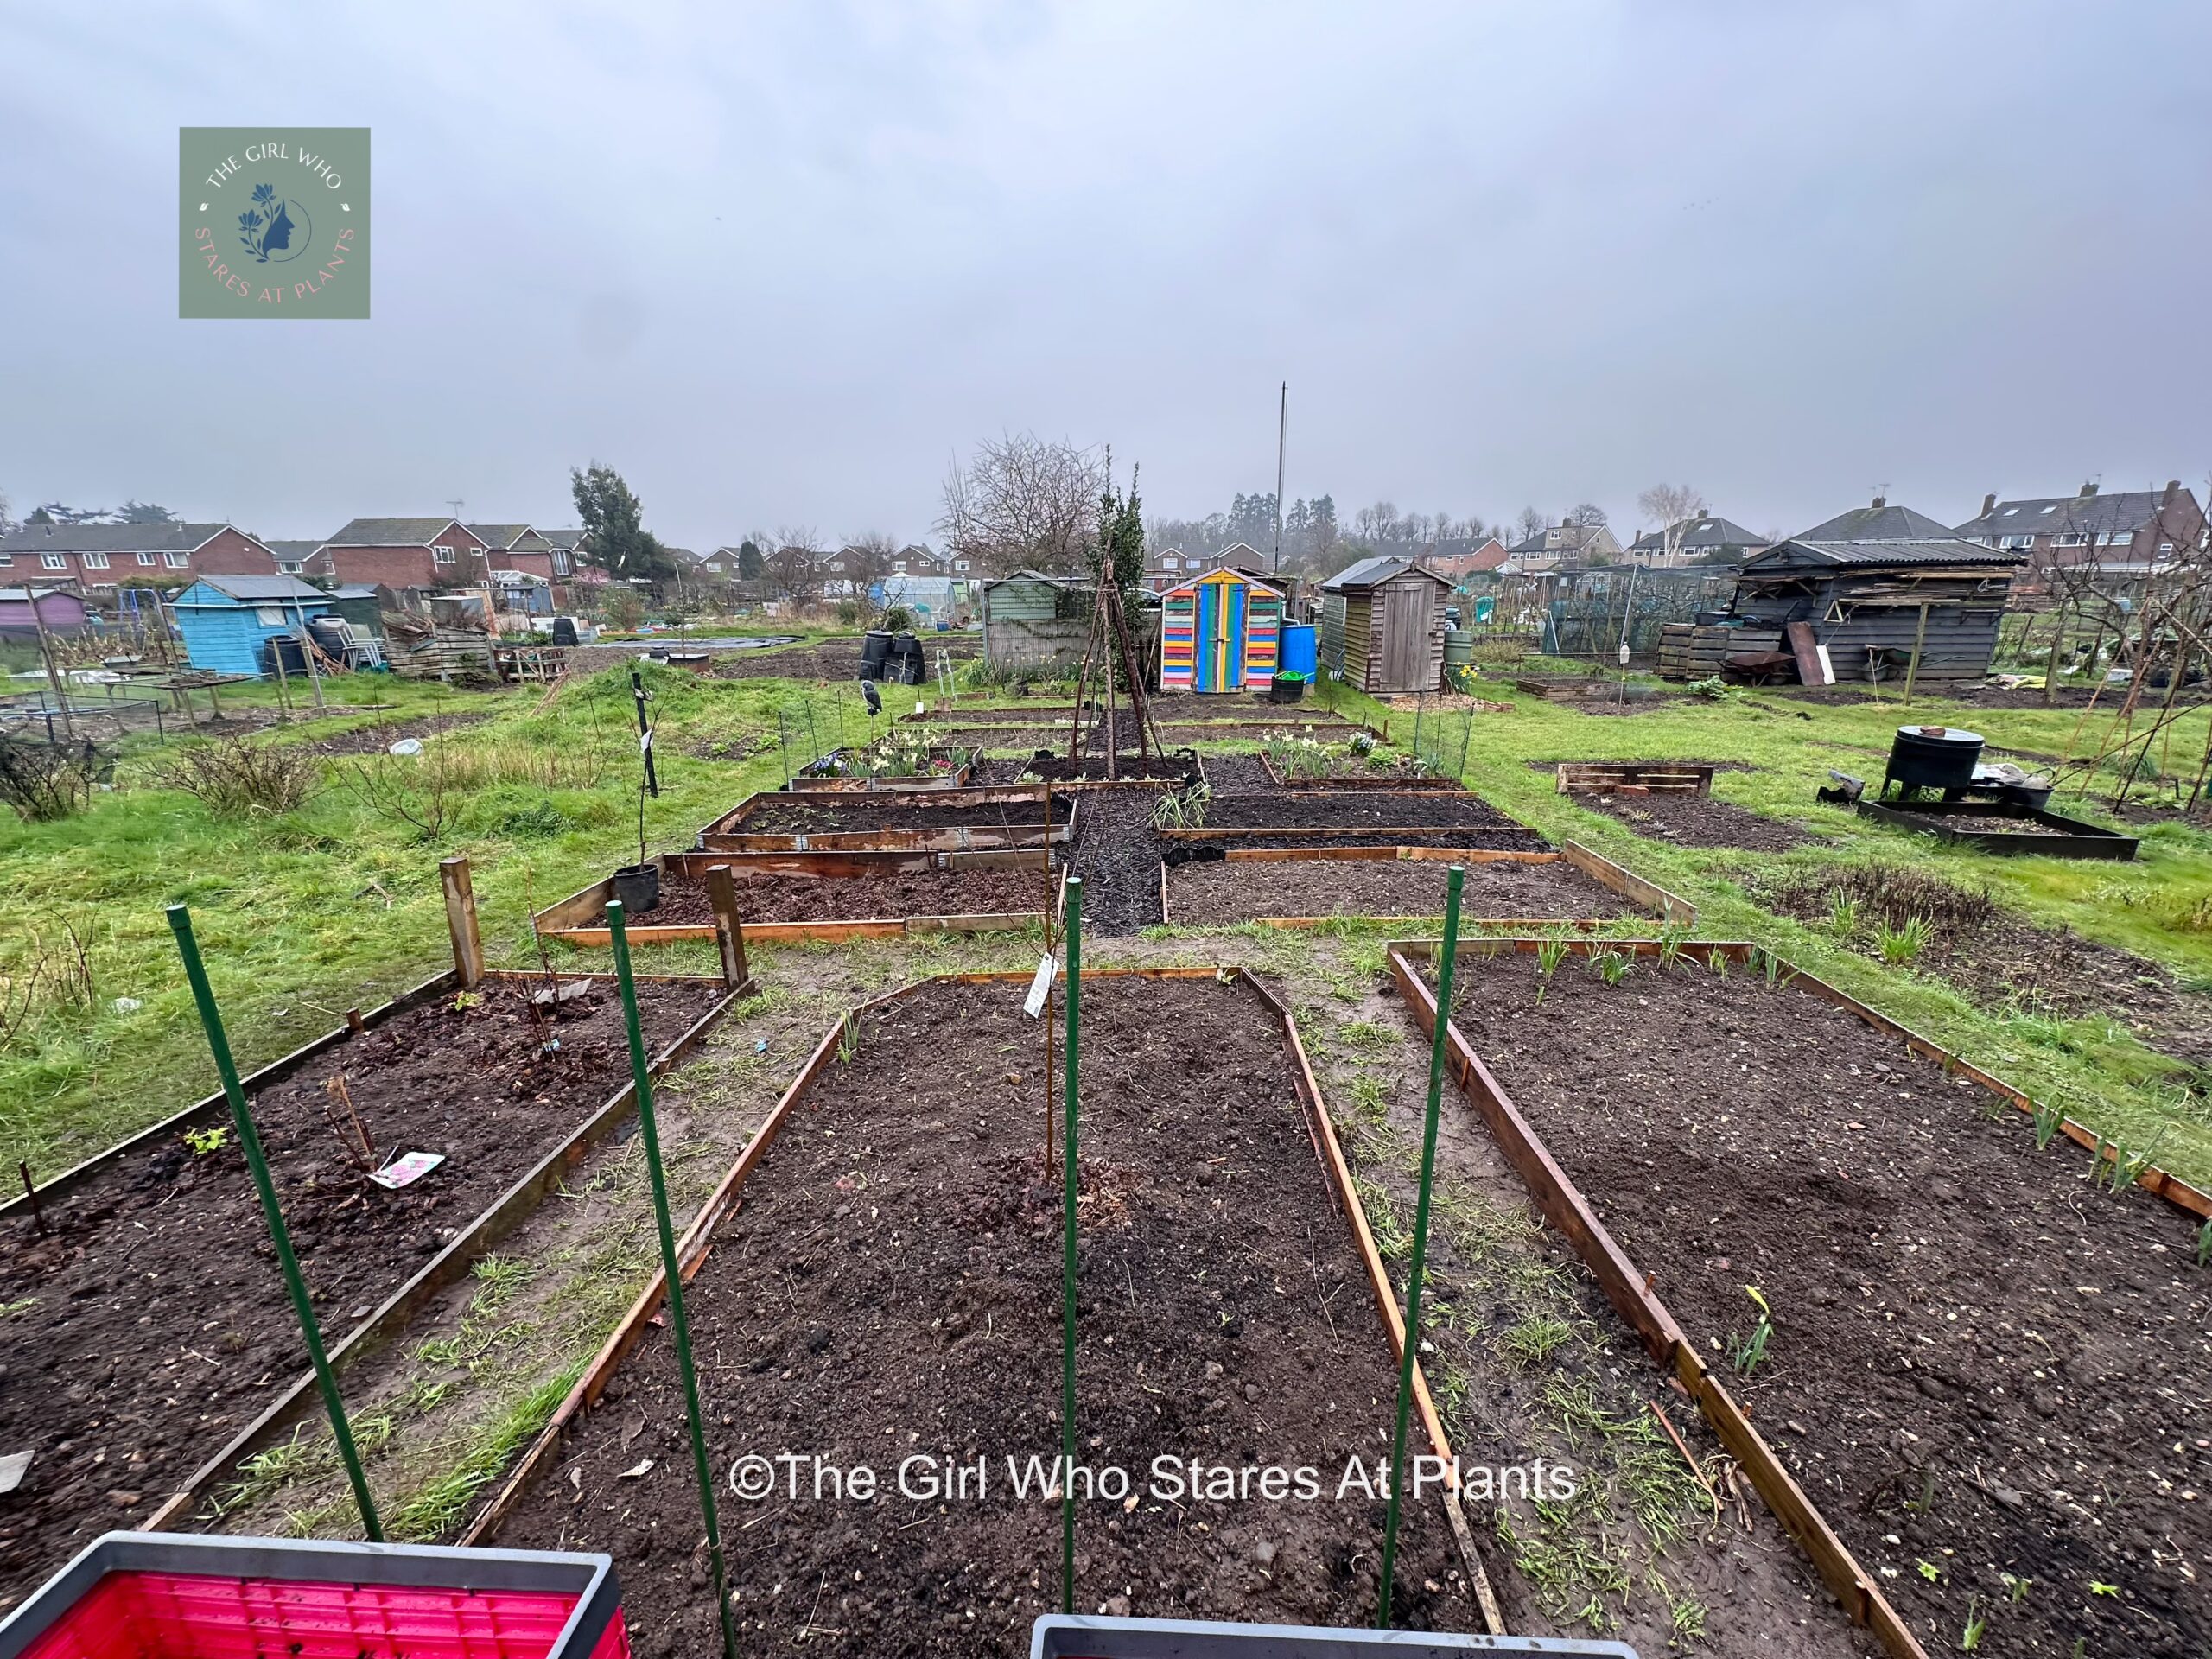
[1885,726,1985,797]
[892,632,926,684]
[609,862,661,916]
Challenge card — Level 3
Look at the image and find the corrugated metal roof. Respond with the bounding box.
[1321,555,1451,592]
[1744,538,2025,569]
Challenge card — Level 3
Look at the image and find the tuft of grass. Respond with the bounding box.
[1873,914,1936,965]
[1499,1313,1574,1366]
[385,1362,582,1541]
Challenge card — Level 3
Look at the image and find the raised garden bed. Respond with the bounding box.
[1162,846,1656,926]
[535,849,1052,945]
[1580,792,1815,851]
[1753,862,2212,1069]
[788,745,978,790]
[1856,800,2141,860]
[0,971,733,1609]
[1402,937,2212,1659]
[479,972,1471,1652]
[699,788,1074,853]
[1194,791,1527,833]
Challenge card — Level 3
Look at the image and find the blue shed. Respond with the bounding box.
[171,574,335,677]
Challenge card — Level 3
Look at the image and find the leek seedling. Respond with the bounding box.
[1827,891,1859,934]
[2031,1099,2065,1150]
[1707,948,1730,977]
[1592,950,1631,987]
[836,1012,860,1065]
[1961,1597,1986,1649]
[1874,915,1935,965]
[2111,1129,2167,1195]
[1727,1285,1773,1375]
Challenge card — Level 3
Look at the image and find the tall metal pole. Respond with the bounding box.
[1272,381,1288,576]
[1059,874,1084,1615]
[166,904,382,1541]
[1377,864,1464,1627]
[607,899,739,1659]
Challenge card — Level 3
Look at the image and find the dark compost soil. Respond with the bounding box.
[1579,794,1816,851]
[1872,809,2093,840]
[1069,786,1167,935]
[1205,793,1522,831]
[1178,830,1552,855]
[302,712,494,756]
[653,868,1049,926]
[0,977,724,1610]
[1431,951,2212,1658]
[1754,865,2212,1070]
[735,797,1072,835]
[1166,857,1639,924]
[498,977,1465,1656]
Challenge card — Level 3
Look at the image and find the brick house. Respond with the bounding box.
[1419,537,1510,582]
[1624,517,1769,569]
[320,518,493,601]
[468,524,561,582]
[537,530,587,582]
[261,539,334,578]
[1502,518,1624,572]
[0,522,277,592]
[1145,541,1268,595]
[1955,480,2204,576]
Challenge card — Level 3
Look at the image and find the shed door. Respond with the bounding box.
[1379,588,1429,689]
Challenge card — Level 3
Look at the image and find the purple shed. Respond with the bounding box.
[0,587,89,643]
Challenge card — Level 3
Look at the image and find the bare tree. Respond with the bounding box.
[937,433,1103,578]
[1636,483,1707,567]
[843,531,898,603]
[770,524,823,603]
[1514,506,1548,546]
[1568,502,1610,531]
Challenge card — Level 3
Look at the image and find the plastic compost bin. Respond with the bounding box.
[0,1533,628,1659]
[1032,1615,1639,1659]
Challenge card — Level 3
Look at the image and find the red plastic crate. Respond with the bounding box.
[0,1535,627,1659]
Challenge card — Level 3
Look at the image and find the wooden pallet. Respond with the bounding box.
[1555,761,1715,797]
[1656,623,1782,680]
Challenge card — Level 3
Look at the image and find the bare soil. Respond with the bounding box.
[0,977,723,1609]
[1871,809,2099,840]
[1166,857,1639,924]
[1205,793,1523,831]
[1754,864,2212,1069]
[654,868,1049,926]
[302,712,493,756]
[1432,950,2212,1658]
[1578,794,1817,851]
[735,797,1071,835]
[1070,787,1168,935]
[497,978,1466,1656]
[1179,830,1553,855]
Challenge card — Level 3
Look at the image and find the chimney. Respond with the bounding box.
[2078,480,2099,499]
[1980,493,1996,518]
[2164,479,2181,505]
[1871,495,1886,510]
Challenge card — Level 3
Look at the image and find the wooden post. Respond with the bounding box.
[29,591,73,741]
[440,855,485,988]
[1901,601,1930,706]
[704,863,750,991]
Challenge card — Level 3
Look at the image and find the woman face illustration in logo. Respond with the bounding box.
[238,182,312,264]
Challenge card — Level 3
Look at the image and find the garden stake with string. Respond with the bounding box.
[166,903,383,1541]
[1060,874,1083,1614]
[606,898,740,1659]
[1376,862,1464,1628]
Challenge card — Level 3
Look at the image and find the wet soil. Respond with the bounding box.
[1177,830,1553,855]
[654,868,1049,926]
[302,712,493,755]
[1205,793,1523,831]
[1166,857,1639,924]
[736,797,1071,835]
[1754,865,2212,1070]
[0,978,723,1609]
[1433,951,2212,1658]
[498,978,1465,1656]
[1578,794,1817,851]
[1069,787,1168,935]
[1871,809,2109,840]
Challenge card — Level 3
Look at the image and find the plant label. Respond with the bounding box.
[371,1150,445,1190]
[1023,954,1058,1019]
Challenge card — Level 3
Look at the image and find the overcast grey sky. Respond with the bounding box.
[3,2,2209,550]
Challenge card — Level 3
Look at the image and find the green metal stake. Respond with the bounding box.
[165,903,383,1541]
[607,900,740,1659]
[1059,874,1083,1616]
[1376,863,1464,1628]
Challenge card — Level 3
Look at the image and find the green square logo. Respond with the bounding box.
[180,127,371,318]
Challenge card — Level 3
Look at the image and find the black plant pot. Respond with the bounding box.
[1268,677,1306,704]
[610,862,661,917]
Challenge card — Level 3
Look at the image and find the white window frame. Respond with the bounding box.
[0,553,12,567]
[277,560,304,575]
[41,552,66,570]
[137,551,156,566]
[82,551,110,569]
[434,544,457,566]
[164,551,190,569]
[255,606,286,626]
[551,551,570,575]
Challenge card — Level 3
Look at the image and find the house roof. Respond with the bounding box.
[0,522,234,553]
[1162,567,1284,597]
[1792,501,1958,542]
[328,584,385,601]
[0,587,86,603]
[326,517,467,546]
[174,574,332,602]
[1955,488,2190,542]
[263,539,327,562]
[1628,516,1767,553]
[538,529,586,550]
[466,524,537,549]
[1743,538,2025,571]
[1322,555,1452,593]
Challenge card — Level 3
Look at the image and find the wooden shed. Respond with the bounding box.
[979,569,1094,671]
[1726,539,2026,685]
[169,574,334,678]
[1159,567,1285,692]
[1318,556,1451,695]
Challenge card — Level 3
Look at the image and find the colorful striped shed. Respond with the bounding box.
[1159,568,1286,692]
